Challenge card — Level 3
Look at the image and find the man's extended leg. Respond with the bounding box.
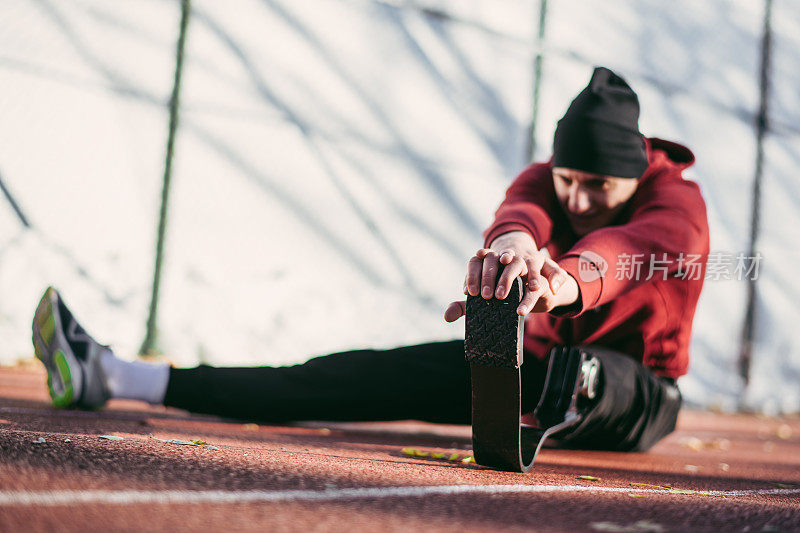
[33,287,172,408]
[558,345,682,452]
[34,286,472,424]
[164,341,472,424]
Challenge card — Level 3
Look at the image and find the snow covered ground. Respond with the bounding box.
[1,0,798,413]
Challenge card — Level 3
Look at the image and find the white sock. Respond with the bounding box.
[100,349,170,405]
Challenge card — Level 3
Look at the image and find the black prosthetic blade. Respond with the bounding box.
[465,270,535,472]
[465,268,590,472]
[470,364,554,472]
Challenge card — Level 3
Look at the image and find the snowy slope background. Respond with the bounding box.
[1,0,798,413]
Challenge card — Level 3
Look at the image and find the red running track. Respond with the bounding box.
[0,365,798,532]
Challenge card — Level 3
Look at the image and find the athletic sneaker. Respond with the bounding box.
[32,287,110,409]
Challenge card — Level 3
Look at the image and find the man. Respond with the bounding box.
[32,67,708,453]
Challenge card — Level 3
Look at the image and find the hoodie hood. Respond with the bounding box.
[646,137,695,170]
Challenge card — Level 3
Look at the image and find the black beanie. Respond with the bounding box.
[552,67,648,179]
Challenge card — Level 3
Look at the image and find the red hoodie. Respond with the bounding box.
[484,138,709,378]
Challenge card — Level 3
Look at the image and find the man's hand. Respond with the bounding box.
[444,231,579,322]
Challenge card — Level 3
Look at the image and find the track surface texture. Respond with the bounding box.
[1,365,798,532]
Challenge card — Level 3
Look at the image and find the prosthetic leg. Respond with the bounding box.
[464,274,599,472]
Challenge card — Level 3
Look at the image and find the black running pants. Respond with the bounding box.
[164,341,681,451]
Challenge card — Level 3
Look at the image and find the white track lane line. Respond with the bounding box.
[1,485,798,506]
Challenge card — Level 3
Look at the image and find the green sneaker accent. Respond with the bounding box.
[49,350,74,408]
[39,313,56,346]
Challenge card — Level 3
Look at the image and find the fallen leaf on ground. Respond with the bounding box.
[629,482,672,490]
[712,438,731,450]
[679,436,704,451]
[628,482,722,497]
[167,439,200,446]
[400,447,428,457]
[577,475,602,481]
[98,435,123,441]
[401,447,473,464]
[776,424,792,440]
[678,436,730,451]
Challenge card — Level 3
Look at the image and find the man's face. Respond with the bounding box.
[552,167,639,236]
